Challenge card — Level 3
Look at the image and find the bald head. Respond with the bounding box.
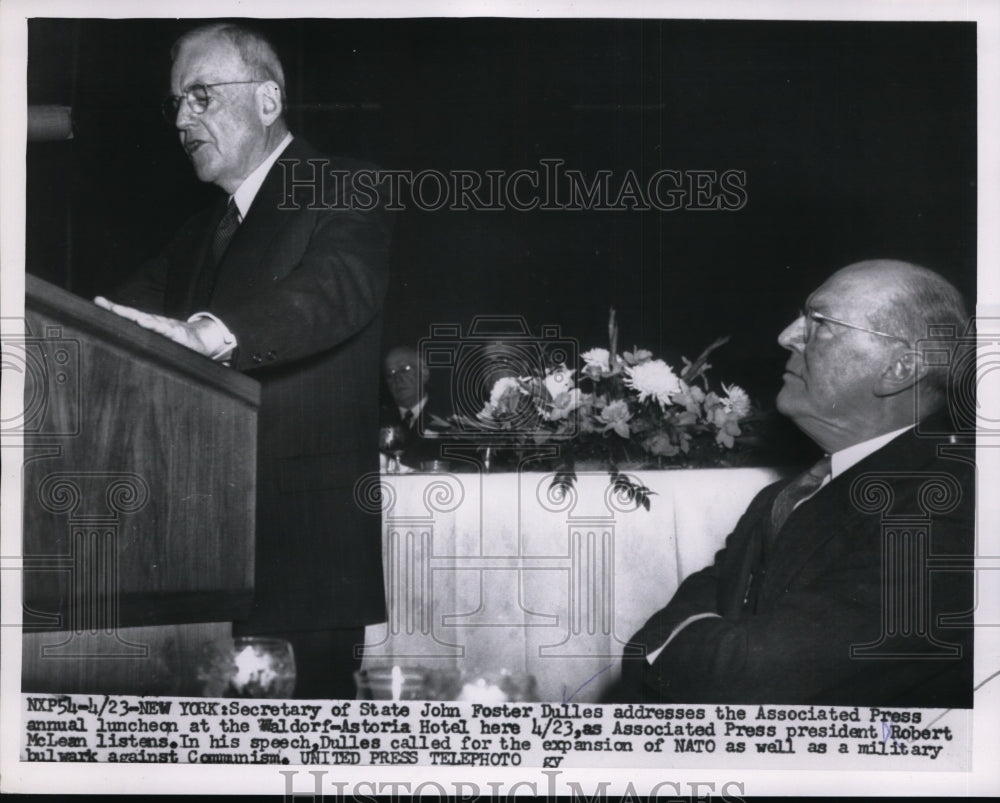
[870,259,965,339]
[839,259,966,338]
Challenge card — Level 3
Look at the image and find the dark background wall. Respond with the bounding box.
[25,18,976,442]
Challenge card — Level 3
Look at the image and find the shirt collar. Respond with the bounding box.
[230,132,294,220]
[399,396,428,421]
[830,425,912,480]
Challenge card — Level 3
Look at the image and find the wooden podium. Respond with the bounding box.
[18,275,260,694]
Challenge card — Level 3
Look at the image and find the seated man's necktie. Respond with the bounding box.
[770,455,832,535]
[744,455,833,610]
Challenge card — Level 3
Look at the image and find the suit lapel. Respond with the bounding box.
[762,427,938,591]
[209,139,319,304]
[762,480,856,591]
[724,494,776,618]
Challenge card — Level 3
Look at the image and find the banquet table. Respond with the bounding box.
[361,467,782,703]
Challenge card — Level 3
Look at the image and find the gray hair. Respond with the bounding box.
[867,260,969,401]
[172,23,286,101]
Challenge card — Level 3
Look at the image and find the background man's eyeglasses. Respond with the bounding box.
[387,364,415,377]
[161,80,263,121]
[799,308,909,346]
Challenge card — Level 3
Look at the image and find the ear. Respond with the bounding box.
[874,349,924,396]
[256,81,283,126]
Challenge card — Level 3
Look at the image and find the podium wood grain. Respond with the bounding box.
[20,275,259,694]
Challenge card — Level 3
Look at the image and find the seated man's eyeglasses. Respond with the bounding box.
[799,308,910,346]
[161,80,264,121]
[387,364,415,376]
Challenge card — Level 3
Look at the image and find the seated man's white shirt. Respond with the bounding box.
[830,425,911,481]
[188,132,294,362]
[645,424,913,665]
[399,395,428,425]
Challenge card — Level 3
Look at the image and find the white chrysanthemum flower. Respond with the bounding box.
[581,348,611,372]
[488,376,523,407]
[623,359,682,407]
[478,376,528,420]
[722,383,752,418]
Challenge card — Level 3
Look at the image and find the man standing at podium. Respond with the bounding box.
[96,23,392,699]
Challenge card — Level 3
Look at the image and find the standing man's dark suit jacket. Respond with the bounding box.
[113,138,392,635]
[622,421,973,707]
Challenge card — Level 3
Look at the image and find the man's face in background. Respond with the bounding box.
[385,347,427,409]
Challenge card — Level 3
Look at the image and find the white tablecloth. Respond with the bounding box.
[362,467,781,702]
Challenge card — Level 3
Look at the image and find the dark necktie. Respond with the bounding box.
[743,455,832,610]
[211,199,240,264]
[770,455,832,536]
[402,410,415,428]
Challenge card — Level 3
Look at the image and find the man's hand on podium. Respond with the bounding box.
[93,297,235,362]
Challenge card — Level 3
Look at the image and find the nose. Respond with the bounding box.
[174,99,195,130]
[778,314,806,351]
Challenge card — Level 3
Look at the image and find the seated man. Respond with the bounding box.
[381,345,453,469]
[616,259,974,707]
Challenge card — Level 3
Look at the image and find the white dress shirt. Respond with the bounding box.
[398,396,429,426]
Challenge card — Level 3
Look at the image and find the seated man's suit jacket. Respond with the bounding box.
[622,420,973,707]
[113,138,393,634]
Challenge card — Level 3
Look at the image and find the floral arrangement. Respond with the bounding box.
[451,309,754,509]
